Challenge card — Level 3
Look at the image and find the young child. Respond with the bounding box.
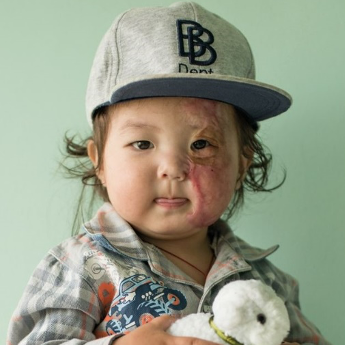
[7,2,330,345]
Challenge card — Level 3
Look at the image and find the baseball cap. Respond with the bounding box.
[86,1,292,127]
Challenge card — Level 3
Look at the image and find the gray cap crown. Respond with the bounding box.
[86,1,292,126]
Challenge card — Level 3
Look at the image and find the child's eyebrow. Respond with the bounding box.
[119,120,160,133]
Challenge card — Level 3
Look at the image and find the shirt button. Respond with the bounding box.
[203,305,212,313]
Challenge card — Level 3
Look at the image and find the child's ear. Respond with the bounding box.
[236,146,253,190]
[87,139,98,166]
[87,140,105,185]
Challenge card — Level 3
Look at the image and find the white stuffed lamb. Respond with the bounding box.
[167,279,290,345]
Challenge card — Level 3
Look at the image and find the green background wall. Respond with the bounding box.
[1,1,344,343]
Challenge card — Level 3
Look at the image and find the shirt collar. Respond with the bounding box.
[83,202,149,261]
[83,203,279,271]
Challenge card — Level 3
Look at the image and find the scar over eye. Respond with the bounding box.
[193,127,226,150]
[180,98,234,136]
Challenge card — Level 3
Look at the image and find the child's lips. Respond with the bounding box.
[154,198,188,208]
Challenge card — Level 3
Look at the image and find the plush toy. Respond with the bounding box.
[167,279,290,345]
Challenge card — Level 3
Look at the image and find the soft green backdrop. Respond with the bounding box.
[1,0,344,343]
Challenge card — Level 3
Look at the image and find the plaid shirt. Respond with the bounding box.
[7,202,331,344]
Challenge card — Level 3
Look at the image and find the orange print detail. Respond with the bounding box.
[98,282,116,311]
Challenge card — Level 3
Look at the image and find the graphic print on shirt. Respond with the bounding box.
[85,254,108,280]
[105,273,187,335]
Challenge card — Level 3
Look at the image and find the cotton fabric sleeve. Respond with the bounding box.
[6,254,117,345]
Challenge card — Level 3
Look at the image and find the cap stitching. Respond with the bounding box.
[114,10,130,87]
[188,2,198,21]
[242,33,255,78]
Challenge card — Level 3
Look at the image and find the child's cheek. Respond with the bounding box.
[187,162,234,227]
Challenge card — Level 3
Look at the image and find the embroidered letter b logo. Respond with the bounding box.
[177,20,217,66]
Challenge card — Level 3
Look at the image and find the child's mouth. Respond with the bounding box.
[154,198,188,208]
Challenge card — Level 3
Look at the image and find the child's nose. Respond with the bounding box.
[157,152,190,181]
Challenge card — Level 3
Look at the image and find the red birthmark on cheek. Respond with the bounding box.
[187,163,231,227]
[180,98,240,226]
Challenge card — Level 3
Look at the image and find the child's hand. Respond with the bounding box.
[112,315,219,345]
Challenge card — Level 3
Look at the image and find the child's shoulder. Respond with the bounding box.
[50,233,99,260]
[45,233,110,281]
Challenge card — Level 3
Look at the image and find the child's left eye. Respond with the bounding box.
[191,140,210,150]
[132,141,153,150]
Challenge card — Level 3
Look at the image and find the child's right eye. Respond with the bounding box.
[132,141,153,150]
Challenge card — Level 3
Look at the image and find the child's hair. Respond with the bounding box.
[62,103,285,234]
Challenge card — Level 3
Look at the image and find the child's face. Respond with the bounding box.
[93,97,250,241]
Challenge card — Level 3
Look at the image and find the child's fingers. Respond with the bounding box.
[149,314,178,330]
[142,316,220,345]
[172,337,220,345]
[113,315,220,345]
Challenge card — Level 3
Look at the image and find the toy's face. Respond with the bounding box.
[96,97,250,242]
[212,280,290,345]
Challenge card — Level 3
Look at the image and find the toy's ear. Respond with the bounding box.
[212,283,243,329]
